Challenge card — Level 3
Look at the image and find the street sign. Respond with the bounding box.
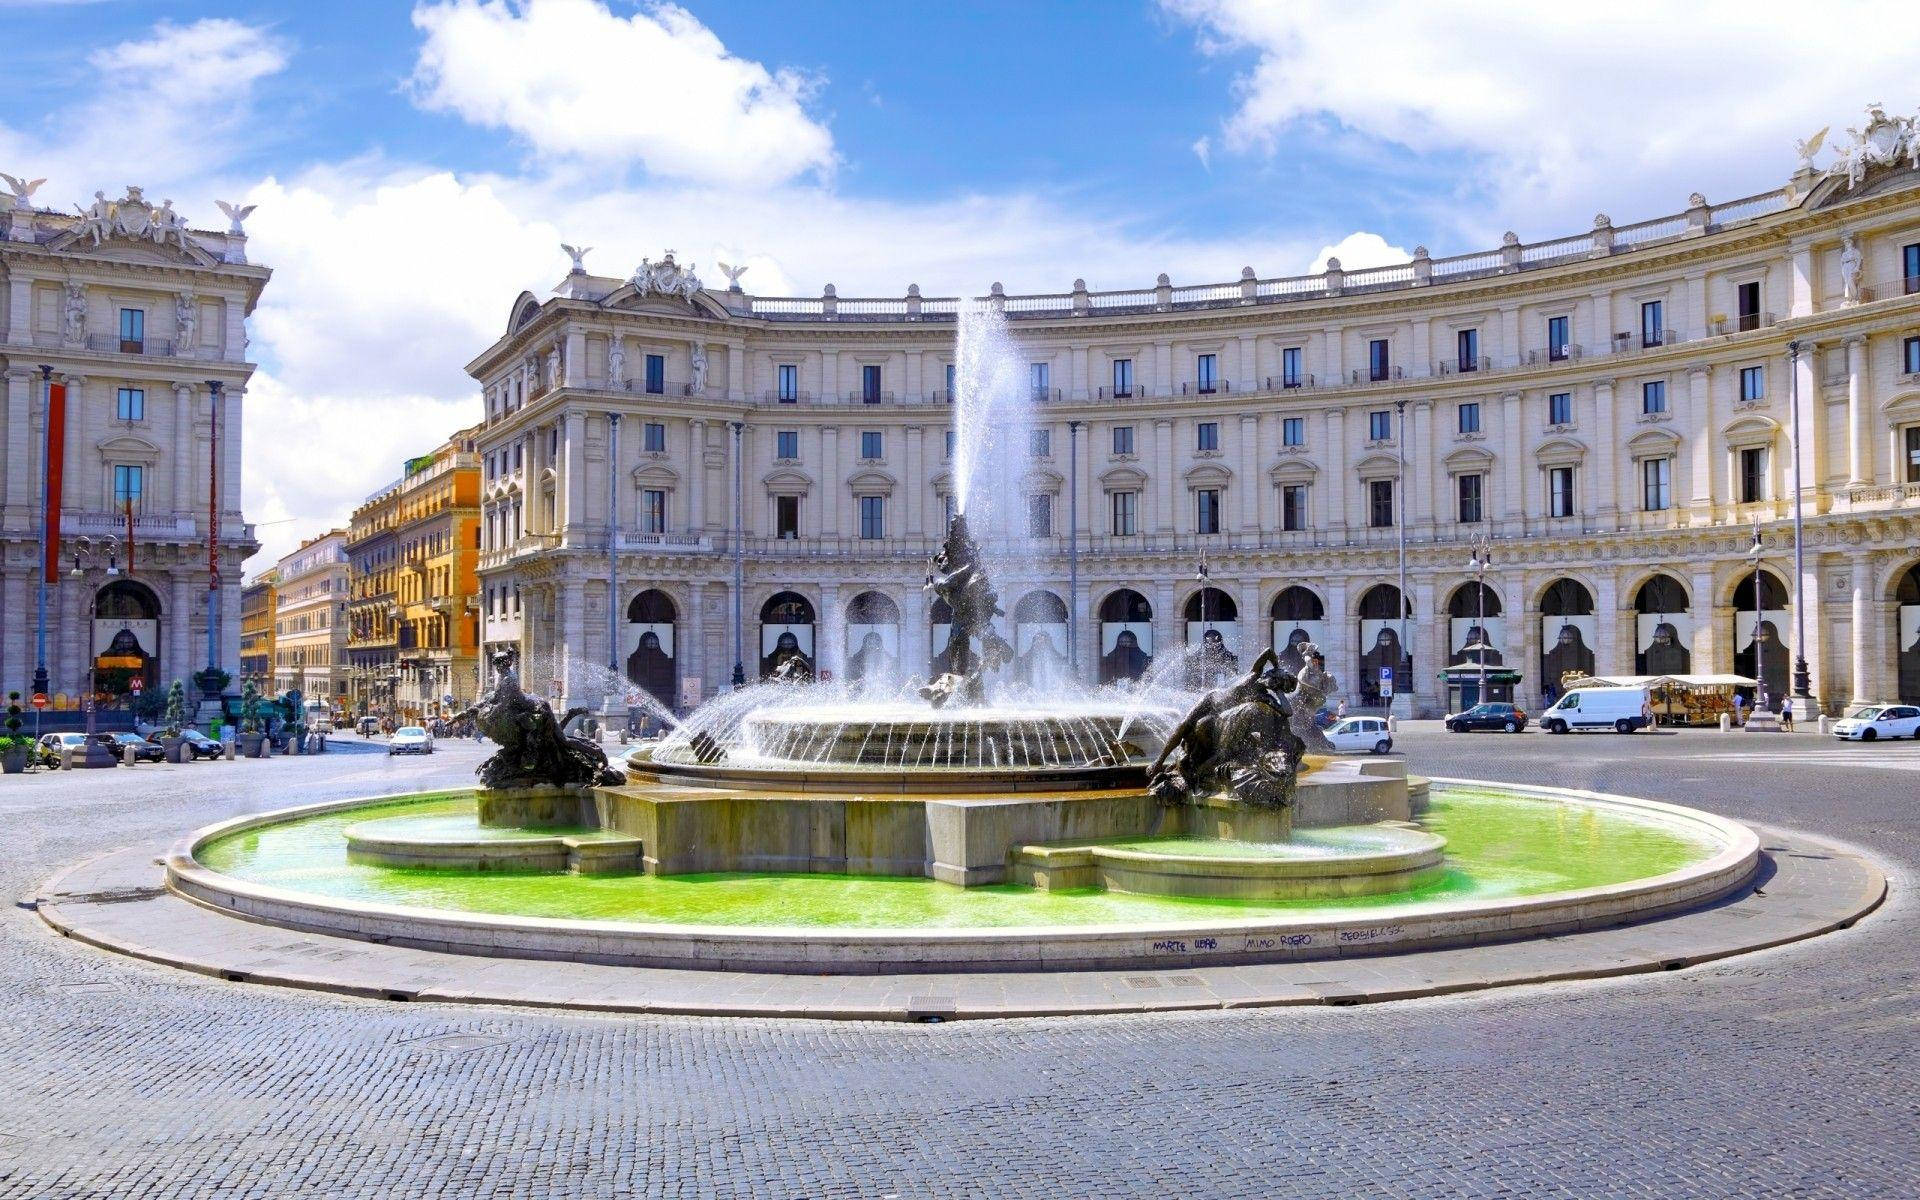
[130,677,144,694]
[30,693,47,710]
[442,693,454,706]
[1379,666,1394,698]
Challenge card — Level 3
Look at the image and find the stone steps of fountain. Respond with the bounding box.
[344,815,644,875]
[1008,825,1448,901]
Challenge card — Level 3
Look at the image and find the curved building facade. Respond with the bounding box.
[470,137,1920,717]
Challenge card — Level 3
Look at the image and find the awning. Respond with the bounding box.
[1561,673,1756,689]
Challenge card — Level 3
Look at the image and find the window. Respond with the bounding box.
[859,495,885,539]
[861,364,882,403]
[1369,338,1391,381]
[1112,358,1134,398]
[1281,484,1308,531]
[1457,402,1481,434]
[1111,490,1137,535]
[1549,392,1573,426]
[1905,426,1920,483]
[112,464,143,507]
[644,354,665,394]
[945,363,956,399]
[777,364,798,403]
[1196,421,1219,452]
[775,495,800,539]
[1195,488,1221,534]
[1642,458,1671,511]
[1369,479,1395,528]
[1547,315,1570,360]
[1112,425,1135,455]
[1739,447,1767,504]
[1739,366,1765,402]
[1641,300,1664,347]
[118,308,143,352]
[1197,353,1218,393]
[1457,328,1479,372]
[1457,474,1484,523]
[642,489,667,534]
[1737,281,1762,331]
[513,442,523,470]
[644,422,666,452]
[860,430,883,460]
[944,430,955,459]
[1027,493,1053,537]
[1906,336,1920,375]
[1282,417,1304,447]
[1643,380,1668,414]
[1549,466,1575,517]
[776,430,799,460]
[1030,361,1050,399]
[943,493,957,529]
[1029,428,1051,457]
[1282,346,1303,388]
[115,387,145,421]
[1906,243,1920,295]
[1369,409,1392,441]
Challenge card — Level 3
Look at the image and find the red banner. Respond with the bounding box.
[43,381,66,584]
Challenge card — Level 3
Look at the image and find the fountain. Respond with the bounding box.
[154,299,1763,976]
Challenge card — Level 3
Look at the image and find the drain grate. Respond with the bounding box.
[410,1033,509,1053]
[1165,975,1205,987]
[1124,976,1163,989]
[48,981,120,996]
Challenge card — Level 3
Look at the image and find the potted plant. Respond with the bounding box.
[238,677,266,758]
[159,680,189,764]
[194,667,231,700]
[1,692,29,775]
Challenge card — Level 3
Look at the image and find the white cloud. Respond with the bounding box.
[408,0,835,185]
[1191,136,1212,171]
[1163,0,1919,243]
[1308,231,1409,274]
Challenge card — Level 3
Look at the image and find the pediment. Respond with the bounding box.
[602,285,732,320]
[508,291,543,333]
[762,467,813,494]
[1099,465,1148,490]
[1023,467,1066,493]
[1879,389,1920,416]
[1533,436,1588,466]
[1184,462,1232,488]
[1625,427,1681,455]
[1721,414,1782,445]
[1442,445,1495,470]
[1268,458,1320,483]
[847,468,896,495]
[1353,452,1401,478]
[631,462,680,486]
[45,233,220,268]
[1807,163,1920,209]
[97,433,161,462]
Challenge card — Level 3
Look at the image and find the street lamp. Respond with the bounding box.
[1466,533,1494,708]
[606,411,621,683]
[730,419,745,688]
[1785,341,1813,719]
[70,536,121,769]
[1747,520,1767,716]
[1067,419,1082,675]
[33,364,53,703]
[1393,398,1410,717]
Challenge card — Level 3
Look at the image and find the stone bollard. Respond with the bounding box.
[1817,715,1830,736]
[224,740,235,761]
[1386,716,1398,734]
[123,743,138,766]
[1719,713,1731,732]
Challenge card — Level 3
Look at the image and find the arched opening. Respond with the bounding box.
[1633,575,1692,675]
[845,591,900,687]
[1539,579,1597,698]
[624,589,677,709]
[1731,570,1791,703]
[92,579,162,698]
[1269,586,1325,671]
[1098,589,1153,683]
[1012,590,1069,689]
[1183,588,1240,687]
[1445,582,1504,666]
[1898,564,1920,703]
[1356,585,1411,706]
[759,591,815,680]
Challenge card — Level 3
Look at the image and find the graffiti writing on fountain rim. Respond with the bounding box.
[458,648,626,788]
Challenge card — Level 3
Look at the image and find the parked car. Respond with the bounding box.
[1445,702,1528,733]
[1325,716,1393,754]
[356,716,380,737]
[1540,686,1653,734]
[149,729,224,760]
[1831,704,1920,741]
[388,726,434,755]
[106,732,166,763]
[36,732,91,766]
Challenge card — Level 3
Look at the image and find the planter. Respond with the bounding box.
[161,736,186,765]
[239,733,266,759]
[1,746,27,775]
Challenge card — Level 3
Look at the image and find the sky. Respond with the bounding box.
[1,0,1915,569]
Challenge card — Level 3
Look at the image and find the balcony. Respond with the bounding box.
[61,511,196,538]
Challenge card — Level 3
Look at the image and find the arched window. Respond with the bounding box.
[1356,585,1410,705]
[1097,589,1153,683]
[1634,574,1692,675]
[1540,579,1597,695]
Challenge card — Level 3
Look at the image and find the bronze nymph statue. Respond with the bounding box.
[1148,647,1306,810]
[455,649,625,789]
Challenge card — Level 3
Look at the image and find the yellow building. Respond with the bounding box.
[239,570,279,682]
[347,428,482,721]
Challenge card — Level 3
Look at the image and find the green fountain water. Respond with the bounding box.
[197,786,1715,931]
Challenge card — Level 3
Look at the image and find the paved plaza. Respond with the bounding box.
[0,728,1914,1198]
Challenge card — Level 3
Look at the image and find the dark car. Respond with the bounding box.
[105,732,166,763]
[1445,702,1528,733]
[148,729,223,759]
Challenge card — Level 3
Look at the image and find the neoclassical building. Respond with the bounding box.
[1,182,264,703]
[470,113,1920,717]
[272,530,347,705]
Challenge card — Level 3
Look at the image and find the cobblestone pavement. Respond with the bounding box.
[0,727,1914,1198]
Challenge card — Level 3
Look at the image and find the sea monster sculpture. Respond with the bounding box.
[919,513,1013,708]
[454,649,625,788]
[1147,647,1306,810]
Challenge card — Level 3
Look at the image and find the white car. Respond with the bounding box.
[387,726,434,755]
[1831,704,1920,741]
[1325,716,1393,754]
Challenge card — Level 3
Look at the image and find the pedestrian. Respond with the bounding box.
[1335,699,1348,720]
[1732,692,1747,726]
[1779,699,1794,732]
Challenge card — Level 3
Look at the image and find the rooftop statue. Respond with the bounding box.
[455,650,625,789]
[1148,647,1305,810]
[919,513,1013,708]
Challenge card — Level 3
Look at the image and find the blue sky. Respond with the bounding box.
[1,0,1912,565]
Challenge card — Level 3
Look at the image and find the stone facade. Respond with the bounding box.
[469,141,1920,717]
[239,570,277,681]
[272,530,347,708]
[1,183,265,701]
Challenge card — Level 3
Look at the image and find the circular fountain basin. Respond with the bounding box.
[734,702,1160,768]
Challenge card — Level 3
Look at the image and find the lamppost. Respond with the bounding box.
[1393,397,1411,718]
[33,364,53,703]
[605,412,621,686]
[1466,533,1494,708]
[1194,548,1212,682]
[69,535,121,768]
[730,419,745,688]
[1785,341,1814,719]
[1747,520,1767,715]
[1067,419,1082,675]
[205,379,224,679]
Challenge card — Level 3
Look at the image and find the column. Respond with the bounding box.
[1152,341,1172,396]
[820,426,840,537]
[564,329,586,386]
[1591,379,1619,519]
[1405,402,1429,529]
[1501,392,1524,521]
[562,411,586,536]
[820,349,839,402]
[1237,414,1258,532]
[1795,553,1825,715]
[1238,578,1261,652]
[1846,335,1868,485]
[169,573,192,686]
[726,341,745,401]
[1788,242,1815,317]
[1792,343,1822,506]
[1152,578,1177,664]
[170,382,192,513]
[1324,578,1350,705]
[688,419,707,535]
[1407,317,1430,377]
[685,581,705,700]
[5,369,31,526]
[561,579,587,704]
[58,376,85,514]
[1594,573,1621,676]
[222,387,243,521]
[1322,409,1347,531]
[819,584,845,681]
[1688,366,1713,517]
[1689,566,1718,674]
[904,426,924,536]
[902,582,928,678]
[1850,552,1872,704]
[1153,419,1174,533]
[1235,334,1256,390]
[1411,579,1437,715]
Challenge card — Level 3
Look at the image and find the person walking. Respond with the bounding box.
[1732,692,1747,727]
[1779,698,1794,732]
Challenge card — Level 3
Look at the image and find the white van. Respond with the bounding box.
[1540,686,1653,734]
